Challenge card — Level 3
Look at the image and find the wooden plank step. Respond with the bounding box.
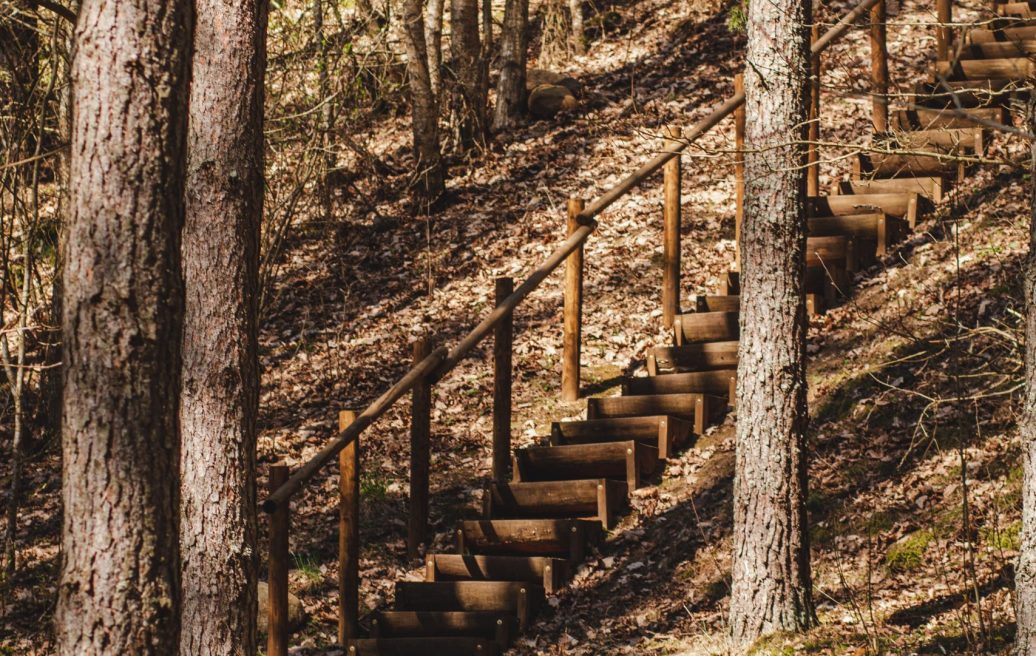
[808,212,908,258]
[806,235,853,270]
[890,127,984,153]
[426,554,568,593]
[690,294,739,313]
[673,310,738,345]
[394,581,543,629]
[968,24,1036,44]
[514,441,658,494]
[646,341,738,375]
[808,192,921,226]
[624,370,737,407]
[346,637,499,656]
[370,611,517,644]
[587,392,725,434]
[549,416,693,460]
[891,105,1006,131]
[853,151,963,180]
[999,2,1036,17]
[837,176,945,202]
[960,39,1036,59]
[484,479,628,529]
[934,56,1034,80]
[458,519,603,561]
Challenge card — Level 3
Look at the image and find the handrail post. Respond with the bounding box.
[562,198,585,402]
[492,277,514,483]
[734,73,745,271]
[268,463,290,656]
[808,24,821,197]
[337,410,360,644]
[870,0,889,133]
[937,0,951,61]
[662,126,682,327]
[409,336,432,558]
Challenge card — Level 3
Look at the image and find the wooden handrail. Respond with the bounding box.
[260,0,885,513]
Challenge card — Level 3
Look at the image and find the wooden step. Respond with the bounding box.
[346,637,499,656]
[514,441,658,494]
[370,611,516,644]
[808,212,908,259]
[484,479,628,529]
[837,176,945,202]
[806,235,854,271]
[645,341,738,374]
[586,392,724,434]
[458,518,603,561]
[960,38,1036,59]
[808,192,921,226]
[549,416,692,460]
[934,56,1034,80]
[394,581,543,629]
[672,310,738,345]
[891,105,1006,131]
[690,294,739,313]
[625,371,737,407]
[889,127,984,153]
[968,24,1036,44]
[426,554,568,593]
[853,151,963,180]
[999,1,1036,17]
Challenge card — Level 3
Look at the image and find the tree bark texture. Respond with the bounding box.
[425,0,444,98]
[401,0,445,205]
[569,0,584,54]
[450,0,486,150]
[56,0,191,653]
[730,0,816,645]
[1015,100,1036,656]
[491,0,528,132]
[178,0,267,655]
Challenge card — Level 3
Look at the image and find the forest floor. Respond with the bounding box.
[1,0,1031,653]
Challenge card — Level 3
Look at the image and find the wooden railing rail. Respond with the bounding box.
[261,0,890,649]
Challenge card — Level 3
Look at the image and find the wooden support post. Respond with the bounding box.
[409,337,432,558]
[734,73,745,271]
[562,198,585,402]
[937,0,951,61]
[807,24,821,197]
[268,463,290,656]
[662,126,682,328]
[492,277,514,483]
[870,0,889,133]
[337,411,360,644]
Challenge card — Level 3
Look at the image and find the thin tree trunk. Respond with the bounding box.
[56,0,191,653]
[401,0,446,205]
[538,0,569,67]
[425,0,444,98]
[730,0,816,645]
[450,0,486,151]
[178,1,266,655]
[569,0,583,54]
[491,0,528,132]
[315,0,335,222]
[1015,98,1036,656]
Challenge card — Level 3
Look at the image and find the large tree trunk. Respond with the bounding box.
[401,0,446,206]
[730,0,815,646]
[56,0,192,653]
[450,0,486,151]
[178,1,266,655]
[491,0,528,132]
[1016,99,1036,656]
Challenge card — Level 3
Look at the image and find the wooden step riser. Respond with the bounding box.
[370,611,517,645]
[891,107,1005,132]
[854,152,963,180]
[626,370,736,406]
[838,177,945,203]
[347,637,499,656]
[889,128,984,154]
[426,555,568,594]
[484,480,627,529]
[934,57,1034,80]
[586,392,722,436]
[550,416,691,460]
[673,311,738,345]
[969,24,1036,44]
[960,39,1036,59]
[514,442,658,495]
[459,519,602,562]
[691,294,739,313]
[395,582,542,619]
[646,342,738,375]
[809,192,920,227]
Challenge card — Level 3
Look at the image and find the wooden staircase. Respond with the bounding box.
[260,1,1024,654]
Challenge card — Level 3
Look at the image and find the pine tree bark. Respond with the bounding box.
[178,1,266,655]
[730,0,816,645]
[491,0,528,132]
[450,0,486,150]
[401,0,446,205]
[1015,99,1036,656]
[56,0,192,653]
